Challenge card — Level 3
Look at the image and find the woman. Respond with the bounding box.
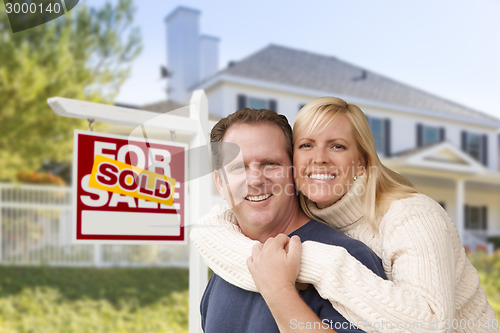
[191,97,497,332]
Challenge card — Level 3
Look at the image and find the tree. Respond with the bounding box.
[0,0,142,182]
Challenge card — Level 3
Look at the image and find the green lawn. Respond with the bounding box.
[0,267,189,333]
[468,250,500,321]
[0,254,498,333]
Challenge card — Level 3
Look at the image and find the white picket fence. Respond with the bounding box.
[0,183,189,267]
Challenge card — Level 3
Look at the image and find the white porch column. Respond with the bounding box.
[455,178,465,243]
[188,90,210,333]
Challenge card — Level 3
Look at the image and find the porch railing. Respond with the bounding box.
[463,229,494,253]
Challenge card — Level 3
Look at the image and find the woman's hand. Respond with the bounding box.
[246,234,302,297]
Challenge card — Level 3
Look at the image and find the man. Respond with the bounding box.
[199,108,385,333]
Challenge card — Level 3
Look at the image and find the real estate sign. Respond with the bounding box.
[73,130,186,243]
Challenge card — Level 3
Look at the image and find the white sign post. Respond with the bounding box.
[48,91,211,333]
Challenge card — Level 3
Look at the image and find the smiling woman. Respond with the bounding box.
[293,113,365,209]
[293,97,417,225]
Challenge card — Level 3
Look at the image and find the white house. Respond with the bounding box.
[160,6,500,251]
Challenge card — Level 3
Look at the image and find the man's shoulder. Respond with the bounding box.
[202,273,280,333]
[204,273,245,295]
[291,219,363,248]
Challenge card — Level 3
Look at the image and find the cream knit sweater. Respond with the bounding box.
[190,175,498,332]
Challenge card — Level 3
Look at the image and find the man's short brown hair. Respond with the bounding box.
[210,108,293,169]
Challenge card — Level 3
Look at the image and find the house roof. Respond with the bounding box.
[217,44,499,124]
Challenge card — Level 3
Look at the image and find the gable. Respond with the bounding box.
[394,142,486,174]
[424,148,470,165]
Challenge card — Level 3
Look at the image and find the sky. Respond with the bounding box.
[86,0,500,119]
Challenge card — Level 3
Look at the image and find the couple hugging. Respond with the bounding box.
[192,97,497,333]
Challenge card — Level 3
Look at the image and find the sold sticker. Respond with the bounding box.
[89,155,176,206]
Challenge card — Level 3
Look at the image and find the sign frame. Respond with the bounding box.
[72,130,188,245]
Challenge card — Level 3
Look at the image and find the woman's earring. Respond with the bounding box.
[353,175,358,181]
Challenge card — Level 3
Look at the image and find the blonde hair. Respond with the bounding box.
[294,97,418,227]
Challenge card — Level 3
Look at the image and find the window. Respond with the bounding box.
[467,133,481,161]
[369,118,384,153]
[423,127,440,145]
[461,131,488,165]
[416,124,444,147]
[367,116,391,156]
[465,205,487,230]
[237,94,277,112]
[247,97,267,109]
[498,134,500,171]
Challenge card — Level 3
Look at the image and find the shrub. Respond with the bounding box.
[16,171,65,186]
[468,250,500,321]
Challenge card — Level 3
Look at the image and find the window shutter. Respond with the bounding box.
[461,131,467,151]
[384,119,391,157]
[237,95,247,110]
[439,127,445,142]
[416,123,423,147]
[482,206,488,230]
[482,134,488,166]
[269,99,277,112]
